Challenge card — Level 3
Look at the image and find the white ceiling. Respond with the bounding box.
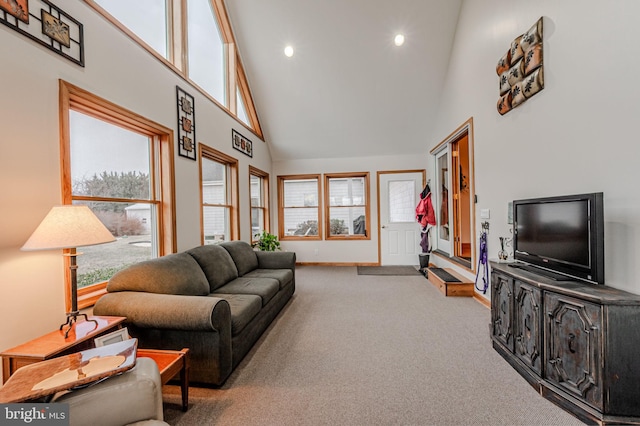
[226,0,462,161]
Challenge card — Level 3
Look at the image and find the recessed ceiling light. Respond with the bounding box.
[394,34,405,47]
[284,45,294,57]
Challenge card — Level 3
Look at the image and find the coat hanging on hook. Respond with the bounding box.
[416,181,436,253]
[416,183,436,228]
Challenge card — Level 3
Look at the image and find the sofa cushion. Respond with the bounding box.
[107,253,210,296]
[186,245,239,292]
[209,294,261,336]
[220,241,259,276]
[215,277,279,306]
[243,269,293,290]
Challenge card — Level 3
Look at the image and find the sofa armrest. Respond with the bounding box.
[255,251,296,270]
[94,292,230,331]
[53,358,168,426]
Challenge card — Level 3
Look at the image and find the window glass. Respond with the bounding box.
[250,173,265,239]
[87,0,263,135]
[187,0,225,104]
[388,180,415,223]
[437,152,450,241]
[202,157,228,243]
[70,112,151,200]
[200,147,238,244]
[202,158,226,205]
[237,88,249,125]
[94,0,168,58]
[69,111,158,289]
[327,176,368,237]
[203,205,230,244]
[281,178,320,237]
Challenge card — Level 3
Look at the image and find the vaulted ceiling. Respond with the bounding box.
[226,0,462,161]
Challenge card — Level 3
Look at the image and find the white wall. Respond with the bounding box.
[0,2,271,359]
[429,0,640,295]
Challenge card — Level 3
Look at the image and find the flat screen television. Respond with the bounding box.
[512,192,604,284]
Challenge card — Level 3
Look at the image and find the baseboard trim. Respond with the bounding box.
[474,292,491,309]
[296,262,379,267]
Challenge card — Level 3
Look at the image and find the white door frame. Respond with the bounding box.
[377,170,426,265]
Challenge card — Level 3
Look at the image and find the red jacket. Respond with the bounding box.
[416,192,436,227]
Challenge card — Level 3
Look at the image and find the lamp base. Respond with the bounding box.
[60,311,98,338]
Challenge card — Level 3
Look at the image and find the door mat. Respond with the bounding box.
[357,266,421,276]
[427,268,462,283]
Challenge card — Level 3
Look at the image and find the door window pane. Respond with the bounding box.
[438,153,450,241]
[388,180,415,223]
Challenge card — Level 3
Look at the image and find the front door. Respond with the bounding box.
[378,171,425,265]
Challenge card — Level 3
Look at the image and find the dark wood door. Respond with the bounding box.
[514,281,542,375]
[491,272,514,352]
[545,293,603,410]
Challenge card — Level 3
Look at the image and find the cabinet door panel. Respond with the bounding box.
[491,272,514,351]
[514,281,542,375]
[545,293,603,410]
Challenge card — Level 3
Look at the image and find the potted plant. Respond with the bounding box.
[252,230,281,251]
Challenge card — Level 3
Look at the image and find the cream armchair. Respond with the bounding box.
[52,357,168,426]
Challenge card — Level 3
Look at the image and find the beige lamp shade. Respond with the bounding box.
[21,205,116,251]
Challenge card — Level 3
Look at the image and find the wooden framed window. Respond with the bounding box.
[278,175,322,240]
[199,145,239,243]
[249,166,269,242]
[59,80,176,310]
[84,0,263,137]
[324,172,370,240]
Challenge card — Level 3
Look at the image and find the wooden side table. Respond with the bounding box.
[1,316,126,384]
[137,348,190,411]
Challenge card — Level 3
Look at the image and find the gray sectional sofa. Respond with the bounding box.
[93,241,295,386]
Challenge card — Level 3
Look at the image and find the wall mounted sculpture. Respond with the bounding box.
[497,17,544,115]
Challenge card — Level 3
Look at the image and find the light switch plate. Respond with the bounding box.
[480,208,490,219]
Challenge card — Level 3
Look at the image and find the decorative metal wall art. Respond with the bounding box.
[497,17,544,115]
[232,129,253,158]
[0,0,84,66]
[176,86,196,160]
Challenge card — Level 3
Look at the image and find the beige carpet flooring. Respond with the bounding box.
[161,266,585,426]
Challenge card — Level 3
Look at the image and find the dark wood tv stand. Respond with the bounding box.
[490,261,640,425]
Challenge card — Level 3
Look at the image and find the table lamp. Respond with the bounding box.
[22,205,116,337]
